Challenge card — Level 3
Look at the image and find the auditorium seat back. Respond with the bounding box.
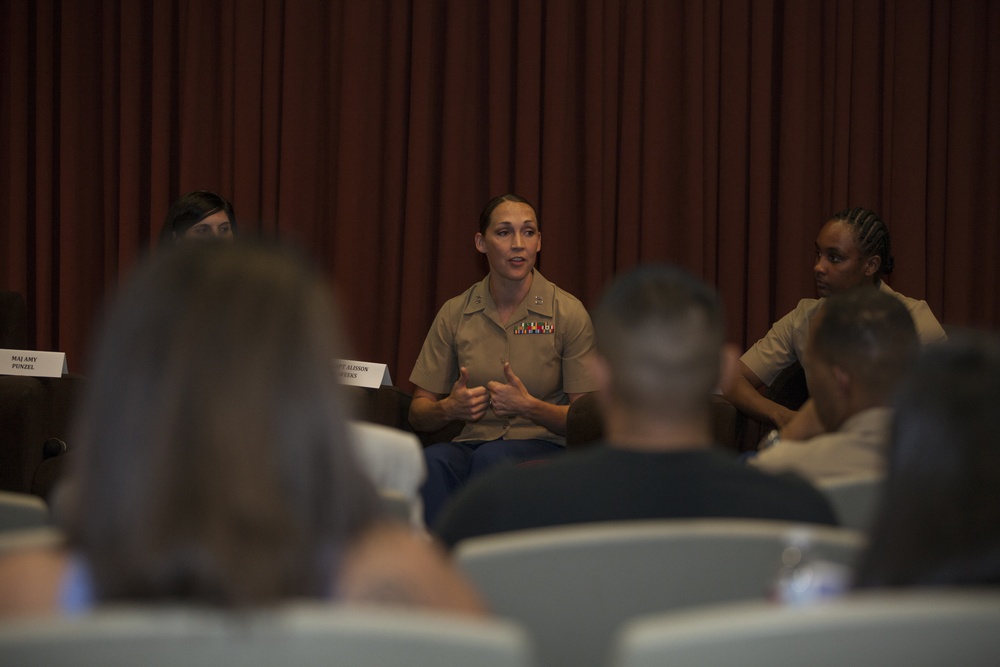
[0,603,534,667]
[611,589,1000,667]
[455,519,864,667]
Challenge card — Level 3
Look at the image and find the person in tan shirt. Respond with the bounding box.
[749,288,920,483]
[409,194,596,526]
[724,207,945,440]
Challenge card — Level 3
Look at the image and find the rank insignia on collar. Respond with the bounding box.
[515,321,554,335]
[534,296,543,305]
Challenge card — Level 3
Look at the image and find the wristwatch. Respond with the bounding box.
[760,428,782,450]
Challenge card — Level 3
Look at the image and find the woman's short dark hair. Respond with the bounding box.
[159,190,237,244]
[479,194,535,235]
[854,332,1000,588]
[60,242,378,607]
[830,207,894,277]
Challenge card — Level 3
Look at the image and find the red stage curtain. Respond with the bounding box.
[2,0,997,386]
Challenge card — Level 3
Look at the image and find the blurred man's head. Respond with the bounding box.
[804,288,919,431]
[592,264,730,421]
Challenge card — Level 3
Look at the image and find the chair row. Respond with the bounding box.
[2,519,998,666]
[454,518,863,667]
[453,517,1000,667]
[611,589,1000,667]
[3,589,998,667]
[0,603,531,667]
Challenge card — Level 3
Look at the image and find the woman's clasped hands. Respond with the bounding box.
[446,362,533,422]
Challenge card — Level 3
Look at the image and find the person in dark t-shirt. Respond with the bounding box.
[435,264,837,548]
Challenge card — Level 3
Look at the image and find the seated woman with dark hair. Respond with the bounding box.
[159,190,237,244]
[0,242,484,616]
[853,332,1000,588]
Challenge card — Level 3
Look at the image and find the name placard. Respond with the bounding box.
[0,349,68,378]
[335,359,392,389]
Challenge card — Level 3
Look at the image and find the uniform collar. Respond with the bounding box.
[523,270,554,318]
[464,270,554,319]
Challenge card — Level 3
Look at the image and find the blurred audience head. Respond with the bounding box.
[61,242,378,607]
[160,190,237,245]
[592,263,728,419]
[854,332,1000,588]
[804,287,919,431]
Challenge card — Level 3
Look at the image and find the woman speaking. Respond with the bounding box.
[408,194,597,526]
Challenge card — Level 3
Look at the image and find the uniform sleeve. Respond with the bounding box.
[741,301,812,387]
[748,437,815,476]
[409,301,460,395]
[557,296,597,394]
[748,432,876,485]
[909,301,949,345]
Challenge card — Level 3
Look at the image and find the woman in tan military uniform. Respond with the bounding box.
[409,194,597,527]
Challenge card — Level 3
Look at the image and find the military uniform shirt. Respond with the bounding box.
[742,281,948,387]
[410,270,596,445]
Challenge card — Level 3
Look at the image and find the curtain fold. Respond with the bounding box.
[2,0,997,385]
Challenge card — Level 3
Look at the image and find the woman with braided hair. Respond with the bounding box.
[723,207,947,441]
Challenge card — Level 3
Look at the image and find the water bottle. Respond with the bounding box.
[771,529,850,604]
